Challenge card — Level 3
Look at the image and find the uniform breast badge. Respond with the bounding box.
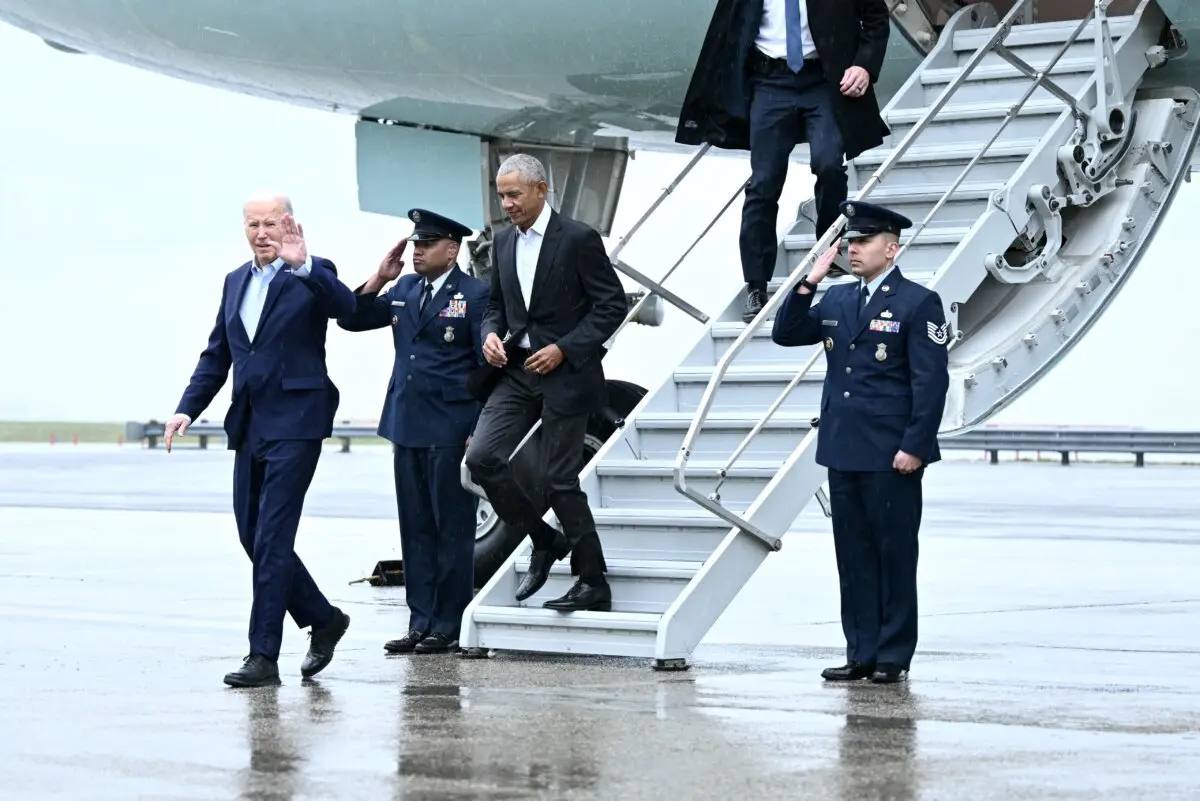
[824,337,834,351]
[444,325,455,343]
[391,315,398,326]
[880,310,893,319]
[876,342,888,361]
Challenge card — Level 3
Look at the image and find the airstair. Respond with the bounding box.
[460,0,1199,667]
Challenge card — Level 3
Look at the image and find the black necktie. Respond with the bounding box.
[420,281,432,312]
[858,285,869,322]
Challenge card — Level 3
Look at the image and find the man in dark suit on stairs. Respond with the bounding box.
[162,193,356,688]
[464,153,627,613]
[674,0,892,322]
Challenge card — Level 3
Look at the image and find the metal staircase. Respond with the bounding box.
[460,0,1200,667]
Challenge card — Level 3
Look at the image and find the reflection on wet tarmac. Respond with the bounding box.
[3,453,1200,799]
[394,657,604,799]
[836,687,919,801]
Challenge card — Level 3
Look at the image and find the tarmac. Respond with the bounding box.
[1,444,1198,800]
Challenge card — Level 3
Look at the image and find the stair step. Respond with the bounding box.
[914,58,1093,106]
[512,558,701,614]
[673,364,827,415]
[766,270,936,294]
[884,98,1066,147]
[851,183,1001,229]
[593,507,734,561]
[784,226,966,275]
[952,17,1138,52]
[635,411,816,460]
[471,606,661,657]
[852,139,1040,186]
[884,98,1064,126]
[596,459,782,512]
[597,458,784,478]
[921,56,1095,86]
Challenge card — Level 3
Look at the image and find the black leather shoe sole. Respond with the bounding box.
[223,671,281,688]
[384,638,425,655]
[543,593,612,612]
[414,639,460,654]
[301,611,350,677]
[821,664,876,681]
[515,570,551,603]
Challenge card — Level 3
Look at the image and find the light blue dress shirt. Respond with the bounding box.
[240,255,312,340]
[860,263,897,304]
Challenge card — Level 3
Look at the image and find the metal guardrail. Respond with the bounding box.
[129,420,369,453]
[671,0,1115,549]
[126,420,1200,466]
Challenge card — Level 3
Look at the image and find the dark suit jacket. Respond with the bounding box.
[337,265,489,448]
[770,267,950,471]
[482,208,627,416]
[175,256,357,449]
[674,0,891,160]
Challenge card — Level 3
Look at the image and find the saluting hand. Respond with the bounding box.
[893,450,923,475]
[377,237,408,283]
[275,214,308,267]
[799,240,841,293]
[525,344,564,375]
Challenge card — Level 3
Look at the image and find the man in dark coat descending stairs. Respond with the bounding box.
[674,0,893,322]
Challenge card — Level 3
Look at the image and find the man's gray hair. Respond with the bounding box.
[497,153,547,185]
[243,191,294,217]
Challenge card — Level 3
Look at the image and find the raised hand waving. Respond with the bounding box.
[276,214,308,267]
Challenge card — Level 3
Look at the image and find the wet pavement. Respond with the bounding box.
[1,446,1199,799]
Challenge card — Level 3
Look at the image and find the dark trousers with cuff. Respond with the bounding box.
[465,364,607,582]
[393,444,476,639]
[827,467,924,669]
[740,55,848,289]
[232,417,334,661]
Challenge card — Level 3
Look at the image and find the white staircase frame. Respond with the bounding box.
[460,0,1198,667]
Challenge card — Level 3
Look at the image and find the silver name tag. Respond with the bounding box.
[821,320,838,326]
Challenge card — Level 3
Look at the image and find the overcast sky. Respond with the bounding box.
[0,22,1193,429]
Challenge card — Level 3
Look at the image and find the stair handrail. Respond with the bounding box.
[672,0,1107,546]
[459,158,748,500]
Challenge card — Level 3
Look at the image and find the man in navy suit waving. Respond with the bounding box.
[771,200,950,684]
[338,209,489,656]
[163,193,357,688]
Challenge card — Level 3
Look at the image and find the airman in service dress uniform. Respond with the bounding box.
[338,209,490,655]
[771,200,950,683]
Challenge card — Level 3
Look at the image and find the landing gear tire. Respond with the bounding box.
[470,379,646,589]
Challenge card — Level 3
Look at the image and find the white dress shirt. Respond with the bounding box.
[514,202,553,347]
[756,0,817,61]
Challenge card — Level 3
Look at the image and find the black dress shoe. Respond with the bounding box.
[870,663,909,684]
[742,288,768,323]
[542,579,612,612]
[301,607,350,678]
[224,654,281,688]
[384,630,427,654]
[821,660,876,681]
[516,548,560,602]
[414,633,459,654]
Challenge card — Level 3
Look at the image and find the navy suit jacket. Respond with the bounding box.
[175,256,357,449]
[771,267,950,471]
[337,265,489,448]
